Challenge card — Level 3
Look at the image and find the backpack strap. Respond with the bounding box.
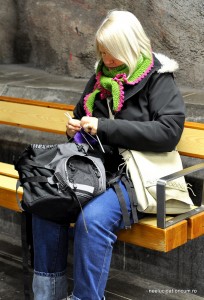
[111,180,132,229]
[120,175,138,224]
[20,176,48,184]
[108,172,139,229]
[16,179,24,211]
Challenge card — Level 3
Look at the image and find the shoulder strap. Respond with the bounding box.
[110,180,131,229]
[108,173,139,229]
[121,176,138,224]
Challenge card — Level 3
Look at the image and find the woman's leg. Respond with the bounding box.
[72,181,132,300]
[32,215,70,300]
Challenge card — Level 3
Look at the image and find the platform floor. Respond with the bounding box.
[0,236,203,300]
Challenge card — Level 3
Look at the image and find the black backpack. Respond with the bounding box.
[15,142,138,300]
[15,142,106,224]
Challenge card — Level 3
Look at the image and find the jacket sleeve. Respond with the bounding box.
[97,73,186,152]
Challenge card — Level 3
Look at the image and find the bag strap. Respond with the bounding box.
[108,171,139,229]
[106,99,138,226]
[120,176,138,224]
[20,176,48,184]
[16,179,24,211]
[110,180,131,229]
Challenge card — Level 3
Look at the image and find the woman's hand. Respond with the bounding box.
[66,118,81,138]
[80,116,98,135]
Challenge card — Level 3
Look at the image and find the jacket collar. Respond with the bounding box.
[154,53,179,73]
[124,53,179,100]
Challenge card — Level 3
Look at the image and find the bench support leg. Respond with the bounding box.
[21,212,31,300]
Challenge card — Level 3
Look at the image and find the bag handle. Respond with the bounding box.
[111,180,132,229]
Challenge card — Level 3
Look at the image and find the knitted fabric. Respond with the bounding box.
[84,54,154,116]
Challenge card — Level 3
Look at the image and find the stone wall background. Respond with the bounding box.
[0,0,17,63]
[0,0,204,88]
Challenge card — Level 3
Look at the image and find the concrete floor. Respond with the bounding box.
[0,235,203,300]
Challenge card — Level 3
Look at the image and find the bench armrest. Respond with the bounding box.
[156,163,204,228]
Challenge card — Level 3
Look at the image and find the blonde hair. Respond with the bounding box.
[95,10,152,77]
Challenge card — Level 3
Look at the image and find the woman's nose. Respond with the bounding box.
[103,55,114,65]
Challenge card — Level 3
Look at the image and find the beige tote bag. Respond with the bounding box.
[120,149,194,214]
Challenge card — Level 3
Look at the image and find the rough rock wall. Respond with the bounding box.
[139,1,204,89]
[0,0,204,88]
[0,0,17,63]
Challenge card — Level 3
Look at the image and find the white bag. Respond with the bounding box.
[120,149,194,214]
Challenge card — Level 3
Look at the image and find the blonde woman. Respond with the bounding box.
[32,10,185,300]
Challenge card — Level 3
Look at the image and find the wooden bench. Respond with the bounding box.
[0,95,204,252]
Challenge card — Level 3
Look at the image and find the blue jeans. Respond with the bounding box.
[32,181,134,300]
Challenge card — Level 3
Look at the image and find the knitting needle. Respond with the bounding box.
[64,112,96,140]
[64,112,94,149]
[64,112,95,140]
[82,116,105,153]
[64,112,105,153]
[96,135,105,153]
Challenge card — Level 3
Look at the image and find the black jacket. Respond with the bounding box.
[73,53,185,172]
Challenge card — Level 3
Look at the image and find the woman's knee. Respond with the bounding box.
[75,203,104,233]
[75,198,121,236]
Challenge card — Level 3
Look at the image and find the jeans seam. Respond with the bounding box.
[52,277,56,296]
[34,268,67,277]
[52,225,61,272]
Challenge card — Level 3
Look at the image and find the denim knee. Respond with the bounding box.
[75,183,131,235]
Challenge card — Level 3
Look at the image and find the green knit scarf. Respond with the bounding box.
[84,54,154,116]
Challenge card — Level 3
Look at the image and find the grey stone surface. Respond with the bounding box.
[0,1,203,88]
[112,238,204,297]
[0,0,17,63]
[0,64,86,104]
[181,88,204,123]
[1,234,204,300]
[0,63,203,117]
[141,1,204,88]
